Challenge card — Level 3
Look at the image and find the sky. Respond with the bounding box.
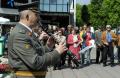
[77,0,91,5]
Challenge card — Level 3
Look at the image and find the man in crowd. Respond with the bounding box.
[8,8,67,78]
[101,25,117,67]
[116,26,120,64]
[95,27,103,64]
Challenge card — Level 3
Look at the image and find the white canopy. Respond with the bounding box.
[0,17,10,24]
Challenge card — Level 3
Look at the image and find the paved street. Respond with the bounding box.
[45,48,120,78]
[46,64,120,78]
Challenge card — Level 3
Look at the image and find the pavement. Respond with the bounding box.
[45,47,120,78]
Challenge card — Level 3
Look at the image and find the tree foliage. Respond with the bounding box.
[81,5,90,24]
[88,0,103,28]
[76,4,83,27]
[88,0,120,28]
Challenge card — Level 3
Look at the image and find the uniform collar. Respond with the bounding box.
[19,22,32,32]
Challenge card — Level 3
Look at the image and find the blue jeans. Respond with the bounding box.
[80,47,92,64]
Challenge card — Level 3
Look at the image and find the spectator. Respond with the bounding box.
[48,24,53,34]
[79,27,83,33]
[80,25,87,49]
[95,27,103,64]
[65,25,73,36]
[116,26,120,64]
[53,25,58,34]
[67,28,82,67]
[54,29,66,69]
[101,25,117,67]
[65,25,73,67]
[61,27,66,36]
[82,26,95,64]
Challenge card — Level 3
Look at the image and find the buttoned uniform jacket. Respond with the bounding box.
[8,23,60,72]
[101,31,117,46]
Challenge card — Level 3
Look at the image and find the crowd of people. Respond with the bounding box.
[38,24,120,69]
[6,8,120,78]
[6,19,120,69]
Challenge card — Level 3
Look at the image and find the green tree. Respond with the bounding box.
[81,5,90,24]
[101,0,120,28]
[88,0,103,28]
[89,0,120,28]
[76,4,83,27]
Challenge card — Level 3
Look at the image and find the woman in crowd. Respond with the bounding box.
[67,28,82,67]
[80,25,87,49]
[82,27,95,64]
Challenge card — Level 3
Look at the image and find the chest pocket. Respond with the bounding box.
[27,36,45,56]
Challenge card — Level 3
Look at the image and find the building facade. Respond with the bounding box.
[0,0,76,28]
[0,0,37,35]
[40,0,76,27]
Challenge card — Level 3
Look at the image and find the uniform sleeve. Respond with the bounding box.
[13,33,60,70]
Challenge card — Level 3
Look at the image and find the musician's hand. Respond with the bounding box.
[39,31,48,40]
[55,42,68,54]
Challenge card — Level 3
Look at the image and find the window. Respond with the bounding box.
[50,0,56,4]
[44,4,49,11]
[44,0,49,4]
[63,0,68,4]
[57,0,62,4]
[40,4,44,11]
[57,5,62,12]
[50,5,56,12]
[39,0,70,12]
[63,5,67,12]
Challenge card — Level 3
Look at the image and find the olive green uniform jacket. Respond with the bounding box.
[8,23,60,77]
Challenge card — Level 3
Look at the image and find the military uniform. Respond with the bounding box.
[8,23,60,78]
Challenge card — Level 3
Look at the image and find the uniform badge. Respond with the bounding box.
[25,44,31,49]
[19,30,25,34]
